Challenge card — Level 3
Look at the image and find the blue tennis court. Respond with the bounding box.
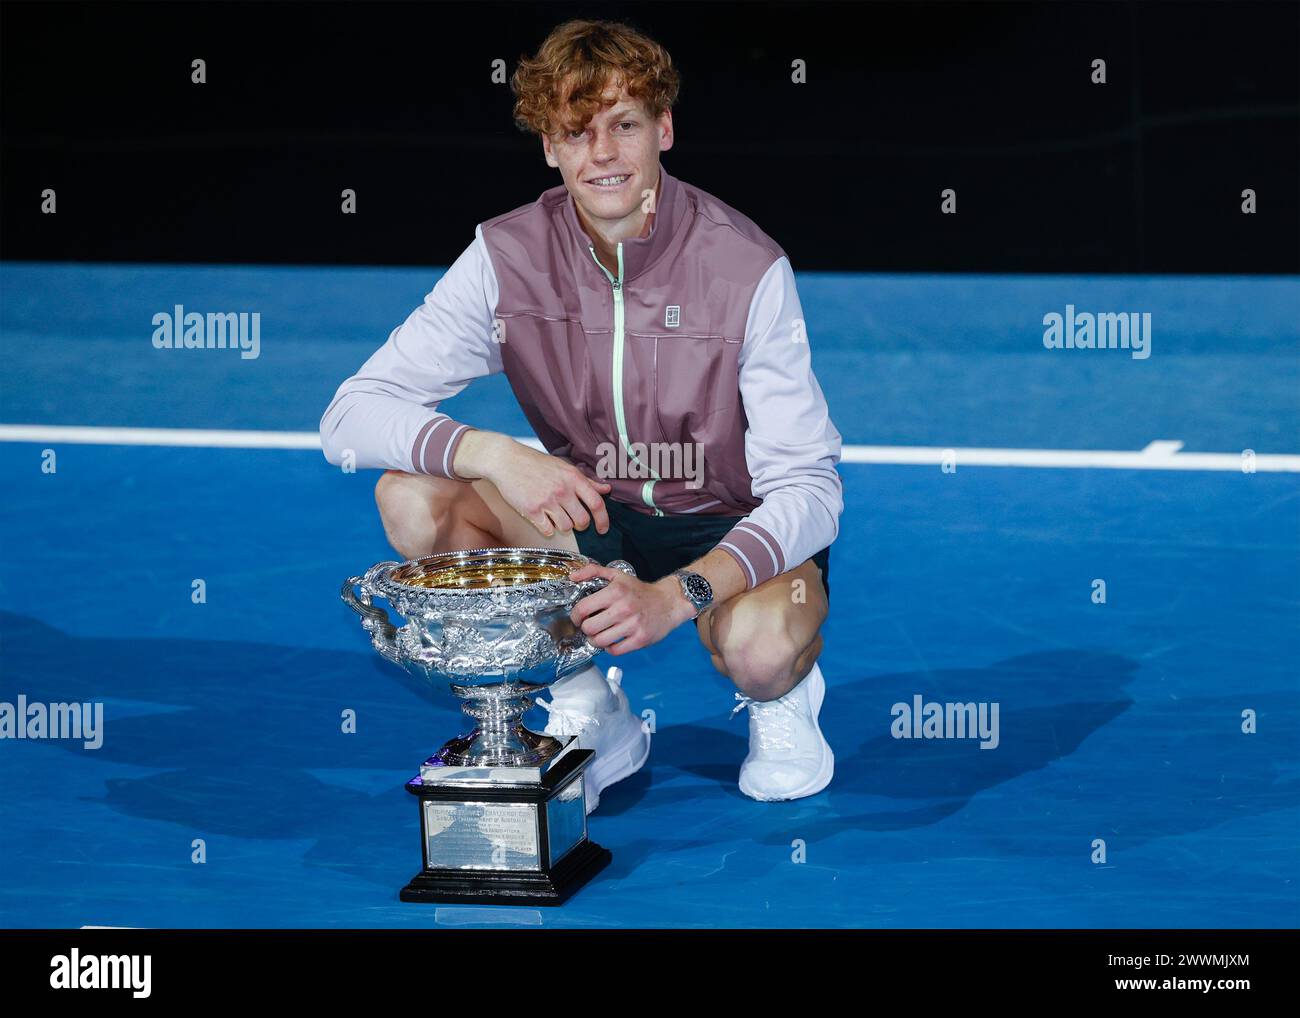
[1,263,1296,928]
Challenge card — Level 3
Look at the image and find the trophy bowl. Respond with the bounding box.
[342,546,636,770]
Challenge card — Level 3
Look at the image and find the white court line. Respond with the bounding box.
[1,424,1297,472]
[0,424,323,449]
[839,445,1300,471]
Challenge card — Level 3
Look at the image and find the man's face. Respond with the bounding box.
[542,84,673,233]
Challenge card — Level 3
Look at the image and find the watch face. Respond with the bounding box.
[683,572,712,603]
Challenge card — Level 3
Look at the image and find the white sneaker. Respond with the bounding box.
[731,662,834,801]
[535,663,650,815]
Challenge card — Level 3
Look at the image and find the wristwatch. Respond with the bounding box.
[671,569,714,619]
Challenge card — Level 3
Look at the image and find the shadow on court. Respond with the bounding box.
[1,611,1187,885]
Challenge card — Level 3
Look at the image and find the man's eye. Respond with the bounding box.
[567,121,633,139]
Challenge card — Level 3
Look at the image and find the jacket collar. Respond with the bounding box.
[563,162,683,283]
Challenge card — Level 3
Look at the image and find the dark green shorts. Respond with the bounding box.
[573,499,830,602]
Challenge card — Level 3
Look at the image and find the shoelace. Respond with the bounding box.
[730,692,802,754]
[534,697,601,740]
[535,667,622,740]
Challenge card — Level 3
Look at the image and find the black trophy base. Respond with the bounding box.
[400,746,611,906]
[400,839,612,906]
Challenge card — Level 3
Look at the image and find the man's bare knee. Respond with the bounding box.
[704,596,825,700]
[717,633,808,701]
[374,470,458,560]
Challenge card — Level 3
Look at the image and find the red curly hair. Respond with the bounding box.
[510,19,681,138]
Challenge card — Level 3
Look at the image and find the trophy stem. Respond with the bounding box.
[436,683,564,767]
[468,689,531,758]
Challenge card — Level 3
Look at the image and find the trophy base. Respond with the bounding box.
[399,839,612,906]
[400,746,610,907]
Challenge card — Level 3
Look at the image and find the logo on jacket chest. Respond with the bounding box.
[664,305,680,328]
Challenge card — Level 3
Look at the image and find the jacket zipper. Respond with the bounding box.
[589,242,662,515]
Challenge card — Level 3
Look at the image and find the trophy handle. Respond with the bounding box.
[572,557,637,599]
[342,575,401,660]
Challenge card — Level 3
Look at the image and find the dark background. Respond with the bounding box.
[1,0,1296,273]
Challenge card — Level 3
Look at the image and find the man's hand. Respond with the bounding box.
[568,564,696,655]
[455,432,611,537]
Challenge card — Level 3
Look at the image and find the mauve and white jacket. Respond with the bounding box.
[320,164,842,590]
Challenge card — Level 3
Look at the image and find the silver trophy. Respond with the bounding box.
[342,546,635,905]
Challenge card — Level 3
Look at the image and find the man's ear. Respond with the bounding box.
[657,110,674,153]
[541,134,559,168]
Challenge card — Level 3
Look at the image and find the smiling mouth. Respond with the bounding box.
[587,173,631,188]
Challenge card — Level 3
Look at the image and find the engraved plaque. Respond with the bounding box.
[423,800,541,872]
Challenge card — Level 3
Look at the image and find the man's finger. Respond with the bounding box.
[560,496,591,532]
[607,637,638,656]
[580,601,627,636]
[577,484,610,535]
[569,563,617,582]
[543,508,571,534]
[570,586,615,625]
[529,511,555,537]
[589,618,636,648]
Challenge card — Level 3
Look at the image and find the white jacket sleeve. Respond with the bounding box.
[714,256,843,589]
[319,224,501,478]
